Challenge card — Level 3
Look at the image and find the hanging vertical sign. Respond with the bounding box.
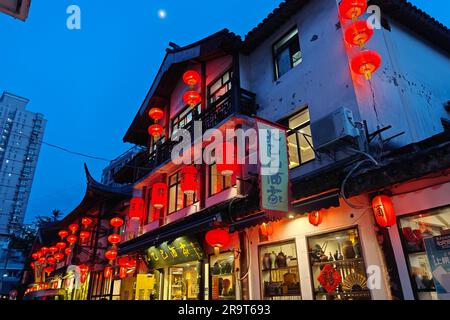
[256,118,290,215]
[424,234,450,300]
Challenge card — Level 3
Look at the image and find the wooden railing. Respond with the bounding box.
[128,88,256,181]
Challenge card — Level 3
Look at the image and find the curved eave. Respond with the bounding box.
[38,165,132,239]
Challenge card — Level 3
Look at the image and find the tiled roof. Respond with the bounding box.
[242,0,450,54]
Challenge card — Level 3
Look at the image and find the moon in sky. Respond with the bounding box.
[158,9,167,19]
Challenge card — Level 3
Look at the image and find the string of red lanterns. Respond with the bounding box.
[339,0,382,80]
[148,105,165,139]
[182,69,202,108]
[104,216,124,278]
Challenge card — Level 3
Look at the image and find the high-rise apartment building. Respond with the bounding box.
[0,92,46,237]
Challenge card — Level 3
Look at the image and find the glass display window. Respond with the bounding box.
[209,251,235,300]
[168,261,201,300]
[399,206,450,300]
[259,240,301,300]
[307,227,371,300]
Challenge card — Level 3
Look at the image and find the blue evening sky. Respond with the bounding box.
[0,1,449,223]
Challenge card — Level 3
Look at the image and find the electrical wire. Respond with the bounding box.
[42,141,111,162]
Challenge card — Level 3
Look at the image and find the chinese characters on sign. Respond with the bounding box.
[146,237,204,269]
[424,234,450,300]
[256,120,290,214]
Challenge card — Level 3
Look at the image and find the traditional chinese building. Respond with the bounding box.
[23,165,132,300]
[25,0,450,301]
[111,0,449,301]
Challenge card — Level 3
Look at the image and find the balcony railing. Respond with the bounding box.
[115,88,256,183]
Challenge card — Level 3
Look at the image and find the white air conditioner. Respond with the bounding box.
[311,107,360,151]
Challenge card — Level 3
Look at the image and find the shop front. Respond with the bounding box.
[145,236,205,300]
[118,236,207,300]
[390,179,450,300]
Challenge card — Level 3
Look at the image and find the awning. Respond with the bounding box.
[119,211,222,255]
[291,191,340,215]
[119,195,261,255]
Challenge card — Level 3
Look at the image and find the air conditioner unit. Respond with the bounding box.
[311,107,360,151]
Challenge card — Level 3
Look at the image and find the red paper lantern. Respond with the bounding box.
[149,108,164,122]
[148,123,164,138]
[351,50,382,80]
[309,210,324,226]
[344,20,374,47]
[41,247,49,254]
[31,253,39,260]
[79,264,89,274]
[54,252,64,262]
[81,217,93,227]
[44,266,55,275]
[105,249,118,261]
[66,234,77,245]
[69,224,79,234]
[79,264,89,283]
[30,262,35,269]
[180,166,198,195]
[110,217,124,228]
[260,222,274,237]
[58,230,68,239]
[205,229,231,255]
[56,242,66,250]
[104,266,113,279]
[119,256,136,268]
[47,256,56,264]
[64,248,72,256]
[183,70,201,87]
[183,90,201,107]
[37,257,45,265]
[129,197,144,220]
[152,183,168,209]
[79,231,90,240]
[119,267,127,279]
[339,0,367,20]
[216,141,238,177]
[372,195,396,228]
[108,234,121,245]
[49,246,58,254]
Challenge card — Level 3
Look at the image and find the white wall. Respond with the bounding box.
[354,19,450,148]
[240,0,450,178]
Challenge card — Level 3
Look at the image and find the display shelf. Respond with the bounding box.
[312,258,364,267]
[211,273,234,277]
[265,292,302,298]
[261,265,298,272]
[315,291,371,298]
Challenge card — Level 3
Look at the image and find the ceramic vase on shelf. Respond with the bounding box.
[276,252,287,268]
[270,252,277,269]
[353,240,361,258]
[343,240,356,259]
[263,253,271,270]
